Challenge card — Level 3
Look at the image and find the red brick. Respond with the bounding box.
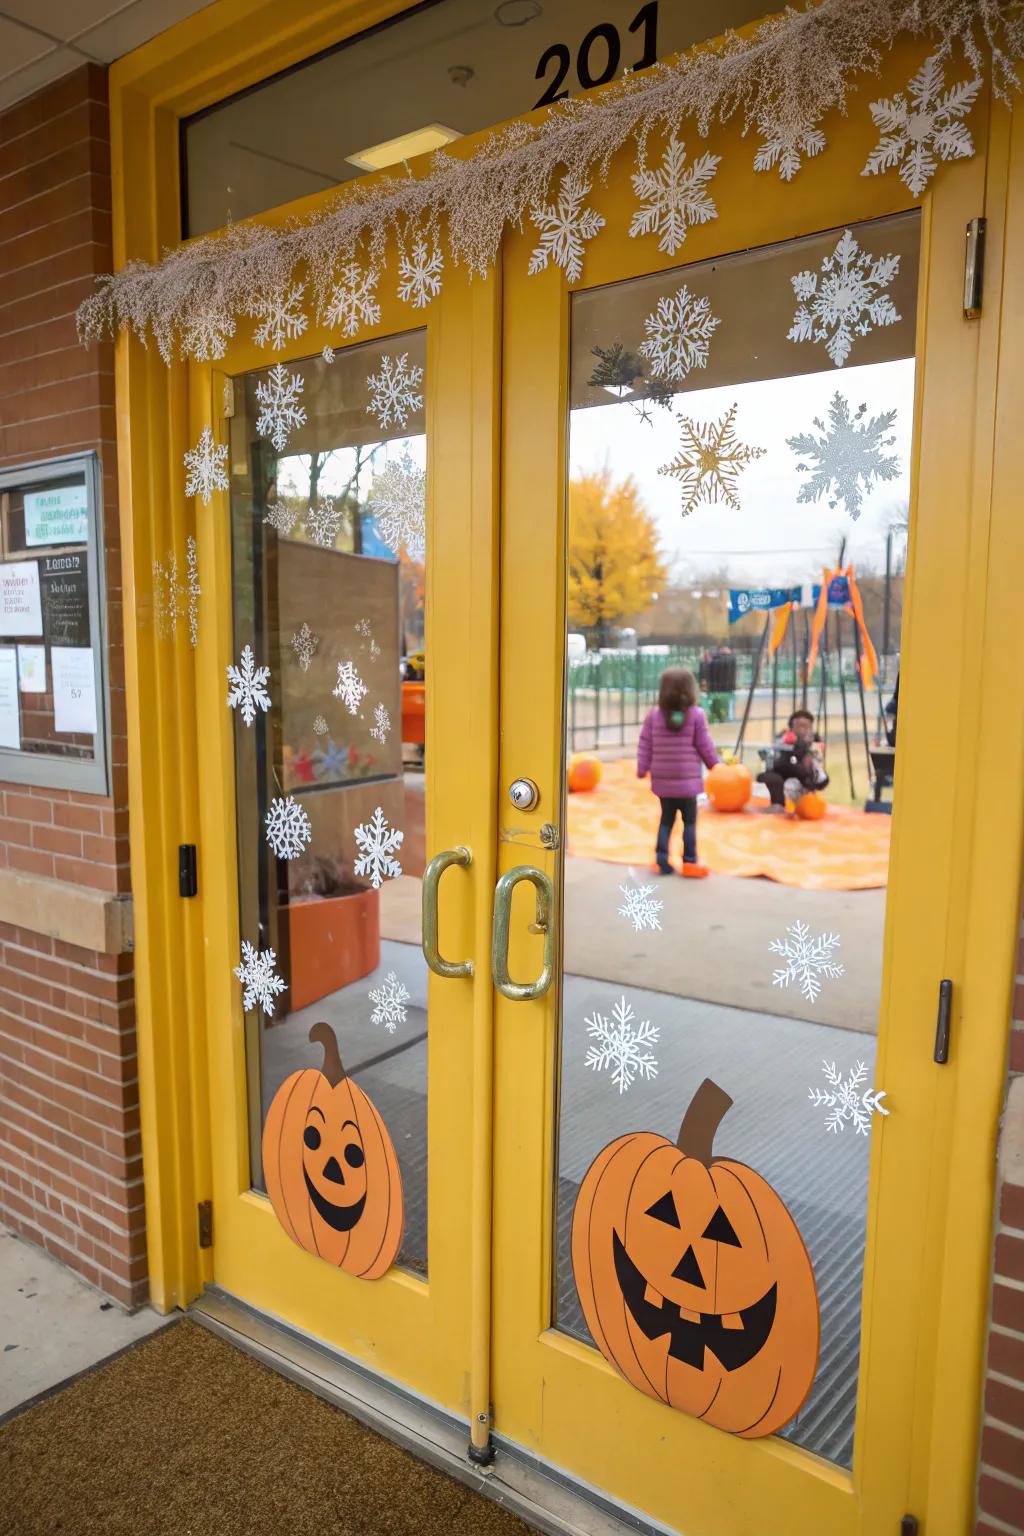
[4,792,53,824]
[980,1424,1024,1480]
[984,1376,1024,1430]
[997,1234,1024,1286]
[1002,1182,1024,1235]
[994,1284,1024,1333]
[1011,1027,1024,1075]
[31,823,83,858]
[979,1472,1024,1526]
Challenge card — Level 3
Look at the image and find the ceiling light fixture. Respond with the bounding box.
[495,0,542,26]
[346,123,462,172]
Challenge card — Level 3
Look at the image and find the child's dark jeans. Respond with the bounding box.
[657,796,698,869]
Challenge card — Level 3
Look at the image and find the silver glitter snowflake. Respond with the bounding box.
[322,345,335,364]
[312,713,328,736]
[264,501,298,535]
[370,702,391,744]
[234,939,287,1017]
[528,174,606,284]
[787,392,900,520]
[770,920,845,1005]
[398,233,444,308]
[753,118,827,181]
[353,806,404,889]
[638,284,720,383]
[184,425,229,504]
[226,643,272,726]
[324,258,381,337]
[251,281,308,350]
[185,535,200,648]
[256,363,307,452]
[153,551,184,640]
[660,402,766,516]
[366,353,424,432]
[629,135,719,256]
[264,795,313,860]
[366,450,426,558]
[332,659,367,715]
[584,995,659,1094]
[809,1060,888,1136]
[788,228,901,369]
[863,53,980,197]
[369,969,410,1032]
[291,621,319,671]
[303,496,345,548]
[617,881,664,933]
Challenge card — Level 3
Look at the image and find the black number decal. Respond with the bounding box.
[534,42,571,108]
[577,23,620,90]
[628,1,658,69]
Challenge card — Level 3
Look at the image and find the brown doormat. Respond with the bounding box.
[0,1318,533,1536]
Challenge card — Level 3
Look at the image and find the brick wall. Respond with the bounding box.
[0,64,144,1308]
[976,919,1024,1535]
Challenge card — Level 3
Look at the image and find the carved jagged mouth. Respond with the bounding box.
[303,1167,366,1232]
[612,1231,777,1371]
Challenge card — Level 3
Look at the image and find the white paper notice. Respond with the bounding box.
[0,560,42,637]
[17,644,46,693]
[51,647,97,734]
[0,648,20,749]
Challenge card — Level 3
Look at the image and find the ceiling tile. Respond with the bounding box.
[0,2,108,42]
[0,17,56,76]
[71,0,219,63]
[0,43,81,111]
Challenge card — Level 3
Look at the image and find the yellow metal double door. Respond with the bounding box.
[199,65,1015,1536]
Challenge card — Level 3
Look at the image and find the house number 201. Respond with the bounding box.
[533,2,658,108]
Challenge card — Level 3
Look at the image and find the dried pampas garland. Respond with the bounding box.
[76,0,1023,364]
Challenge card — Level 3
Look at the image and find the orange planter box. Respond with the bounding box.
[285,887,381,1011]
[401,681,426,745]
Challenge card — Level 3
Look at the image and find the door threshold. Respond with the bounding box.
[190,1288,672,1536]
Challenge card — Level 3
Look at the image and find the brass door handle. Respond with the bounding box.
[492,865,554,1001]
[422,847,473,978]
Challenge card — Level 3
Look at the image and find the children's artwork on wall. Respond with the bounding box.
[572,1078,819,1438]
[262,1022,404,1277]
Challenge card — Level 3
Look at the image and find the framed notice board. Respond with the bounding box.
[0,452,110,793]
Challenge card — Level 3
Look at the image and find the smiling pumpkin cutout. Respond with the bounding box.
[572,1078,818,1438]
[262,1022,404,1279]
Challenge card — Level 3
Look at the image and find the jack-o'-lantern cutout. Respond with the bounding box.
[572,1078,818,1438]
[262,1022,403,1279]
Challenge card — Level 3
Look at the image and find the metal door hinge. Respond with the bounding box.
[197,1200,213,1249]
[900,1516,919,1536]
[179,844,198,898]
[964,217,985,318]
[933,978,953,1064]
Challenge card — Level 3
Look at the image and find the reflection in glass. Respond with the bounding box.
[556,214,919,1464]
[230,331,428,1275]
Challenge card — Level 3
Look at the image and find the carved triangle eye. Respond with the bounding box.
[702,1205,741,1246]
[645,1192,680,1228]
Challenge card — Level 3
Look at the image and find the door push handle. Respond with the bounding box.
[492,865,554,1001]
[422,848,474,979]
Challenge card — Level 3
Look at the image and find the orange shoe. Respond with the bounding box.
[681,863,710,879]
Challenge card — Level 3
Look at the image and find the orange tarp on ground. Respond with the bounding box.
[566,759,891,891]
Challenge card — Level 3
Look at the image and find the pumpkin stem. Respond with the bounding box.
[309,1022,345,1086]
[676,1078,733,1163]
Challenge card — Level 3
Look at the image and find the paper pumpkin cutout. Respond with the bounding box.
[262,1022,404,1278]
[571,1077,819,1437]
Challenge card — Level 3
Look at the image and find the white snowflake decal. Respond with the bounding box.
[256,363,307,452]
[185,535,200,648]
[528,174,606,284]
[264,795,313,860]
[787,392,900,520]
[234,939,287,1017]
[153,551,184,641]
[251,282,309,350]
[291,622,319,671]
[616,881,664,933]
[322,345,335,364]
[788,228,901,369]
[629,135,720,256]
[366,450,426,559]
[324,259,381,338]
[312,713,328,736]
[753,119,827,181]
[226,643,272,726]
[353,806,404,889]
[355,618,382,659]
[809,1060,889,1136]
[366,352,424,432]
[184,425,229,504]
[584,995,659,1094]
[660,402,766,517]
[398,233,444,308]
[369,702,391,744]
[368,969,410,1032]
[304,496,345,548]
[770,920,845,1005]
[332,659,367,715]
[638,284,720,383]
[264,501,298,536]
[863,53,980,198]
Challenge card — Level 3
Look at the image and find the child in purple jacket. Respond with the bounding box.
[636,668,720,878]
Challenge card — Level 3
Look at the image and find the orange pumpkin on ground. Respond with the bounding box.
[795,791,827,821]
[262,1022,403,1279]
[705,761,752,813]
[572,1078,819,1438]
[568,754,602,793]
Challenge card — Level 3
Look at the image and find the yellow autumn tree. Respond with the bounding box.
[568,468,667,644]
